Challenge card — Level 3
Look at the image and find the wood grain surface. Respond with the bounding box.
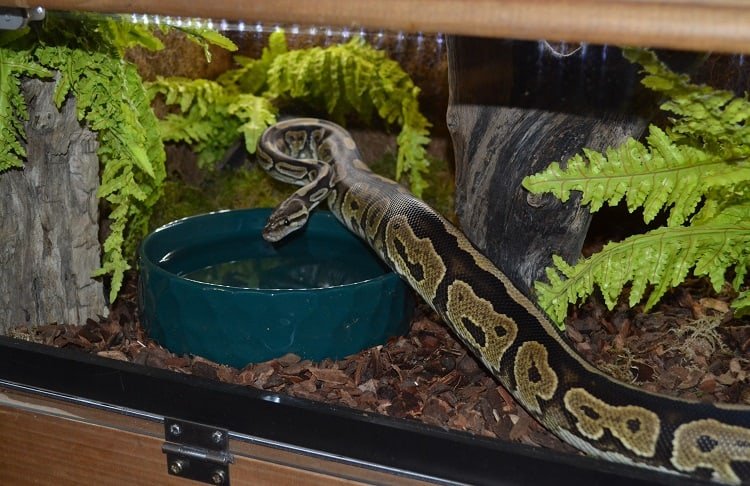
[0,388,429,485]
[0,78,106,333]
[16,0,750,54]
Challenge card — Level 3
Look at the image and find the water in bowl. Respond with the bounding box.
[167,233,388,290]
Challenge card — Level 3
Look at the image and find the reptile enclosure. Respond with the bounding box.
[2,1,750,484]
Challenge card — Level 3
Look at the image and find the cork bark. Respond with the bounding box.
[0,77,106,333]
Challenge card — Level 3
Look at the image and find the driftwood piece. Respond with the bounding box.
[0,77,106,332]
[446,37,652,295]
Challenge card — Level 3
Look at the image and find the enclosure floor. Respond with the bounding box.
[8,273,750,452]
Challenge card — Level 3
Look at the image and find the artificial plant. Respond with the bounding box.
[0,13,235,301]
[148,30,432,196]
[523,48,750,328]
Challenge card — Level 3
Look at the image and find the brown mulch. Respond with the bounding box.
[8,273,750,455]
[567,277,750,405]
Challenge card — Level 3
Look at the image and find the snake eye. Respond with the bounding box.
[283,218,290,226]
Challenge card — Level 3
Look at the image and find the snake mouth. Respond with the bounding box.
[261,225,283,243]
[261,228,281,243]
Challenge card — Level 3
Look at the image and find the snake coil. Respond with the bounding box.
[258,118,750,484]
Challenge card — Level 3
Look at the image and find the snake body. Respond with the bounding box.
[258,118,750,483]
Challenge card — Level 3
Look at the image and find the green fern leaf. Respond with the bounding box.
[148,77,226,116]
[397,122,431,195]
[158,115,218,144]
[523,125,750,226]
[624,48,750,148]
[0,47,51,172]
[217,30,287,95]
[227,94,277,153]
[536,206,750,327]
[175,25,238,62]
[148,77,242,168]
[732,290,750,317]
[96,17,165,55]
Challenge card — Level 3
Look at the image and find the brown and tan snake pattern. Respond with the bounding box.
[258,118,750,483]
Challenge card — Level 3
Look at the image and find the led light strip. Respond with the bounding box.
[125,13,443,51]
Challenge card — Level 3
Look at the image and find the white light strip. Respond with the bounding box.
[124,13,440,47]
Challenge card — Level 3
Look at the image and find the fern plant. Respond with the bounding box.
[150,30,432,196]
[0,13,235,301]
[522,48,750,328]
[0,39,51,171]
[147,78,276,168]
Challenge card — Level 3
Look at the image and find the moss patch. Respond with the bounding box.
[150,150,454,231]
[149,166,290,229]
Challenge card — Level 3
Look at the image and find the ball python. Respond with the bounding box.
[257,118,750,483]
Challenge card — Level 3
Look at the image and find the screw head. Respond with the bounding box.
[526,191,547,208]
[211,430,224,444]
[28,6,46,21]
[211,469,227,485]
[169,459,186,475]
[169,423,182,436]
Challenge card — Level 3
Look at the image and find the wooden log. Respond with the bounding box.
[0,77,106,333]
[446,37,652,295]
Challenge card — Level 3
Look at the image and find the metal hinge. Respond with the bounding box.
[162,418,234,485]
[0,7,45,30]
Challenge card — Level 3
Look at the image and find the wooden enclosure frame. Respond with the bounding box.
[16,0,750,53]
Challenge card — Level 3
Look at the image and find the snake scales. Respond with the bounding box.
[258,118,750,483]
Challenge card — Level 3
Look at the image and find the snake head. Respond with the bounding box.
[262,197,310,242]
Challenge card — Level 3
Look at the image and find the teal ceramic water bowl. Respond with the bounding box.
[138,209,414,368]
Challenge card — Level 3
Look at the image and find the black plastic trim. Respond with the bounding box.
[0,336,709,485]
